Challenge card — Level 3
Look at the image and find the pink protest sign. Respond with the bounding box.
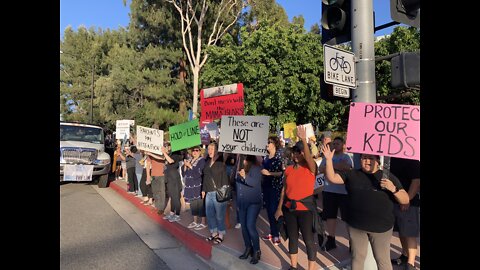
[200,83,244,127]
[346,102,420,160]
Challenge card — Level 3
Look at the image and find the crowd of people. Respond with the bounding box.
[109,126,420,270]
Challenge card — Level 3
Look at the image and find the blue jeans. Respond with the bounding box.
[263,184,280,237]
[238,201,262,252]
[205,191,227,235]
[136,172,143,196]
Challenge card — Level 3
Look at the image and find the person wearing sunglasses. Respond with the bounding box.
[182,146,207,230]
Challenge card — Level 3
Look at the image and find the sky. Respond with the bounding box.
[60,0,396,40]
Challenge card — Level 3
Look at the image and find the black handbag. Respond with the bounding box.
[210,177,232,203]
[216,184,232,202]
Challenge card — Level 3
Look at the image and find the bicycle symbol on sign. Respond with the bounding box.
[329,52,352,74]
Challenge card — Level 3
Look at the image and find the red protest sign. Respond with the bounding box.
[200,83,244,127]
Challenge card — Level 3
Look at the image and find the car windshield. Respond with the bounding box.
[60,125,104,144]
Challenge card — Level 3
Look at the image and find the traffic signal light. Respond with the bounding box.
[320,73,334,100]
[321,0,351,45]
[391,52,420,88]
[390,0,420,28]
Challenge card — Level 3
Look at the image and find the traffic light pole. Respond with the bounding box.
[351,0,376,104]
[351,1,378,269]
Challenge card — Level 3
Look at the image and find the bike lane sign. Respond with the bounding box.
[323,44,356,88]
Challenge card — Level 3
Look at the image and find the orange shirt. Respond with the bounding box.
[284,164,315,211]
[149,156,165,176]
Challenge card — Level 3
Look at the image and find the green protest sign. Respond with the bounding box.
[169,119,201,152]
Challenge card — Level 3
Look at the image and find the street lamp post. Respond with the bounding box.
[60,50,95,123]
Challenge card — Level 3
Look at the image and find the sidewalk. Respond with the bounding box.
[107,178,420,269]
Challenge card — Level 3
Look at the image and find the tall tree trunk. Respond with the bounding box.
[179,58,187,83]
[192,66,199,119]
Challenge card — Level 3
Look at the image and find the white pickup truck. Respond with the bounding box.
[60,122,111,185]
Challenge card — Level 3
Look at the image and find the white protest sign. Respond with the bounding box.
[300,123,315,143]
[116,119,135,140]
[218,115,270,155]
[136,125,164,155]
[63,164,94,181]
[302,123,315,138]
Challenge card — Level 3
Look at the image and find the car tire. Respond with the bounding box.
[97,174,109,188]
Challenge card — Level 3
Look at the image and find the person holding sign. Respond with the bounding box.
[182,146,207,230]
[236,155,263,264]
[162,143,184,223]
[202,142,230,244]
[274,125,318,270]
[321,144,409,270]
[145,151,167,215]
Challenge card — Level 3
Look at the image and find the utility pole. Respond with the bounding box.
[351,0,378,269]
[91,63,94,123]
[351,0,376,104]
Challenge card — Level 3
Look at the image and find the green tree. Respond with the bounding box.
[166,0,244,118]
[375,26,420,105]
[242,0,289,31]
[202,22,348,131]
[61,25,188,130]
[60,26,104,123]
[309,23,321,35]
[126,0,182,48]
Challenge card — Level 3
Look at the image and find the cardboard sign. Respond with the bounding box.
[116,119,134,140]
[283,122,297,139]
[203,83,239,98]
[200,83,244,127]
[218,115,270,155]
[169,119,201,152]
[63,164,94,181]
[136,125,164,155]
[300,123,315,143]
[346,102,420,160]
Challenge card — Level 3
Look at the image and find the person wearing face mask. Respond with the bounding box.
[321,143,409,270]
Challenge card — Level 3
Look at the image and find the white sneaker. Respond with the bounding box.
[187,222,198,229]
[234,223,241,229]
[169,215,181,222]
[163,214,173,220]
[194,223,207,230]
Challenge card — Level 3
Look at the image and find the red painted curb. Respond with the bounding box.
[109,181,212,259]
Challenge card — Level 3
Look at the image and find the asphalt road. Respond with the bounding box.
[60,182,211,270]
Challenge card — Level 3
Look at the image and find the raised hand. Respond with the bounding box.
[321,143,335,160]
[297,125,307,141]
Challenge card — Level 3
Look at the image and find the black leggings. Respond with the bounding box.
[127,167,138,192]
[139,168,148,196]
[283,208,317,261]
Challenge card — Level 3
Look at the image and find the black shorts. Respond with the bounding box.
[393,204,419,237]
[322,191,348,220]
[189,198,206,217]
